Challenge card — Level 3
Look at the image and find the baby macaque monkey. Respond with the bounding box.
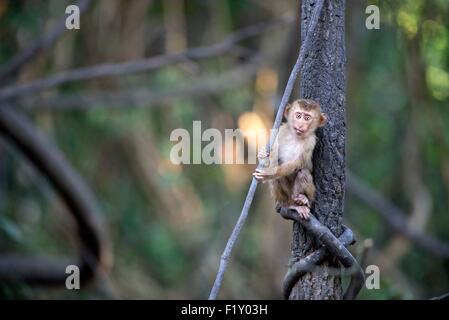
[253,99,327,219]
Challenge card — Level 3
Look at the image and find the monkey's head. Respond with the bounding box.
[284,99,327,138]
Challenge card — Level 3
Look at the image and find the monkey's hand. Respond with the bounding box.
[257,147,270,159]
[293,194,310,207]
[288,205,310,220]
[253,168,275,183]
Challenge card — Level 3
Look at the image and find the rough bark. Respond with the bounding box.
[290,0,346,300]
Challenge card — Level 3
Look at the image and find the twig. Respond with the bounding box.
[431,292,449,300]
[347,171,449,260]
[0,104,110,285]
[0,0,92,82]
[0,14,294,102]
[208,0,325,300]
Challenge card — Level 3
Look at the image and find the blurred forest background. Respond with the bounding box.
[0,0,448,299]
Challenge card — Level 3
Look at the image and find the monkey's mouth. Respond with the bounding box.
[294,128,305,135]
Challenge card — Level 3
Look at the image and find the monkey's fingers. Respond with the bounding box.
[257,151,270,159]
[297,206,310,220]
[301,207,311,220]
[256,168,275,176]
[288,205,307,219]
[294,194,310,207]
[254,169,267,177]
[253,172,267,182]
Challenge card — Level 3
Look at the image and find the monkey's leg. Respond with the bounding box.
[271,177,293,209]
[292,169,315,207]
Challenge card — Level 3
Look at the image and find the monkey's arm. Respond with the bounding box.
[253,136,280,182]
[267,140,280,170]
[273,160,301,177]
[276,147,313,176]
[254,142,313,182]
[254,158,306,182]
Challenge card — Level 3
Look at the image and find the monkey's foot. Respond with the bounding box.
[293,194,310,207]
[288,205,310,220]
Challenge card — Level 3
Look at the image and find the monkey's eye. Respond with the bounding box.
[304,115,311,121]
[296,113,301,119]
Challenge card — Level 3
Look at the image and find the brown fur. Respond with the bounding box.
[253,99,327,216]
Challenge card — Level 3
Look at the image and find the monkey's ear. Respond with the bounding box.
[319,113,327,127]
[284,103,292,118]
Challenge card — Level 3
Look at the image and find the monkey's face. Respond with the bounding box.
[286,106,317,138]
[291,108,313,137]
[285,101,327,138]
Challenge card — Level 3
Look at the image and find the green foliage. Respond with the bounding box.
[0,0,448,300]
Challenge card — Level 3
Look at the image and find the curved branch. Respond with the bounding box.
[0,104,110,285]
[0,14,294,102]
[347,171,449,260]
[0,0,92,82]
[278,207,365,300]
[282,225,355,299]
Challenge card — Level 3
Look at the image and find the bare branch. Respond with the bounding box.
[16,56,262,111]
[0,255,73,285]
[347,171,449,260]
[282,225,355,299]
[0,0,92,82]
[278,208,365,300]
[0,104,110,285]
[0,14,294,102]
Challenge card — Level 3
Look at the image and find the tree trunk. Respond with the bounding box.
[289,0,346,300]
